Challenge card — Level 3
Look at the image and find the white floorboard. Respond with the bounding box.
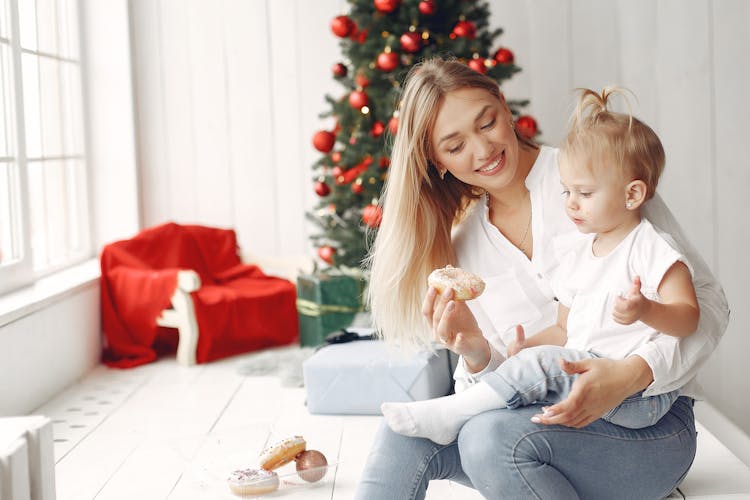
[33,354,750,500]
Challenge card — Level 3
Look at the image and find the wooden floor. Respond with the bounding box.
[36,351,750,500]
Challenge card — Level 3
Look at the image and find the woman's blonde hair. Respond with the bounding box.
[365,57,534,349]
[561,87,665,199]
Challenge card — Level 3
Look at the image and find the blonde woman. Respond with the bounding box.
[357,59,728,499]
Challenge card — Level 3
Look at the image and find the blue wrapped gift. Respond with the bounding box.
[302,339,453,415]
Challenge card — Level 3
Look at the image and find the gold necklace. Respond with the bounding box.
[487,191,532,252]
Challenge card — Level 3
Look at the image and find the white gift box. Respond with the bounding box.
[302,340,453,415]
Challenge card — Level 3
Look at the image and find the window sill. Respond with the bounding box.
[0,258,101,328]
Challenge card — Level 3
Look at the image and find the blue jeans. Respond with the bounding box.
[355,396,696,499]
[484,345,680,429]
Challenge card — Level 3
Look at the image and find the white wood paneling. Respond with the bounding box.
[654,0,715,264]
[223,0,278,256]
[702,0,750,432]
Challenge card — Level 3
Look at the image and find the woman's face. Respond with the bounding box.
[430,87,518,191]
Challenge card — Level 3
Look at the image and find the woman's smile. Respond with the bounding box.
[476,150,505,175]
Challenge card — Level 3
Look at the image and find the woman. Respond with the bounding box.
[357,58,728,499]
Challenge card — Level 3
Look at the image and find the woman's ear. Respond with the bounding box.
[625,180,648,210]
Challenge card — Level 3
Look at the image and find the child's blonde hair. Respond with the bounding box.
[561,87,665,200]
[365,57,535,349]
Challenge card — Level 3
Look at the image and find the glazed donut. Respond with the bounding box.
[428,265,485,301]
[259,435,306,470]
[227,468,279,496]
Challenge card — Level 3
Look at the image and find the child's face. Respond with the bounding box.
[558,153,631,235]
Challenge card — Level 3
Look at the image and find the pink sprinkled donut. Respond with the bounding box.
[227,468,279,496]
[428,265,485,301]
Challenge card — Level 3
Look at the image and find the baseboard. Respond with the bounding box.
[695,400,750,468]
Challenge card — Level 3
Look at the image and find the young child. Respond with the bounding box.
[380,87,700,445]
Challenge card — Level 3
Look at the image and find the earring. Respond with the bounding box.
[439,169,446,180]
[626,200,633,209]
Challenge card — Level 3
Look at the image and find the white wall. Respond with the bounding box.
[128,0,750,436]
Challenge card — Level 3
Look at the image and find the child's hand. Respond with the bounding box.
[506,325,526,357]
[612,276,652,325]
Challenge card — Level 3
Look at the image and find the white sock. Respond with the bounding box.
[380,381,506,445]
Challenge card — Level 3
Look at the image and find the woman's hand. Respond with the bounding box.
[422,286,489,372]
[531,355,654,428]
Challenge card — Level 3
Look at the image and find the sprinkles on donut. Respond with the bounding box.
[427,265,485,301]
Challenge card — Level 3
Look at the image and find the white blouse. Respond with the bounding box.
[452,146,729,399]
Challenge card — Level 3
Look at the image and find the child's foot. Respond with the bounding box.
[381,397,464,445]
[380,381,507,446]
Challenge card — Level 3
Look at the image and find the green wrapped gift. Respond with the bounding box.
[296,272,365,347]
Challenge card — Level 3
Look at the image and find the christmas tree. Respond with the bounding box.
[308,0,538,272]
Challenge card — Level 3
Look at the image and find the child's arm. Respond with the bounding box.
[613,261,699,337]
[507,304,569,356]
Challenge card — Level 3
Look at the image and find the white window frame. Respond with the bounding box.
[0,0,91,295]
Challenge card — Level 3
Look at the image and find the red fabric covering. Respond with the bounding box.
[100,222,298,368]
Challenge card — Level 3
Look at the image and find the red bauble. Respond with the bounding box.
[493,47,514,65]
[312,130,335,153]
[418,0,436,15]
[355,73,370,88]
[351,181,364,194]
[468,58,487,74]
[452,20,476,39]
[363,204,383,228]
[376,51,399,72]
[388,116,399,135]
[379,156,390,168]
[349,90,369,110]
[332,62,347,77]
[314,180,331,197]
[400,32,422,53]
[295,450,328,483]
[330,15,355,38]
[515,115,538,139]
[371,121,385,138]
[318,246,335,264]
[374,0,400,13]
[331,151,341,163]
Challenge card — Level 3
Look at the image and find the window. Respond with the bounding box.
[0,0,89,294]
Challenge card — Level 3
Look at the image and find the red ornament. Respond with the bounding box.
[363,204,383,228]
[379,156,390,168]
[494,47,514,65]
[314,180,331,197]
[388,116,399,135]
[515,115,538,139]
[376,51,399,72]
[452,20,476,39]
[418,0,436,15]
[332,62,347,77]
[349,90,369,110]
[400,32,422,53]
[374,0,400,13]
[331,151,341,163]
[371,121,385,137]
[353,29,368,43]
[468,58,487,74]
[318,246,335,264]
[312,130,335,153]
[295,450,328,483]
[330,15,355,38]
[332,166,344,178]
[355,73,370,88]
[351,181,364,194]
